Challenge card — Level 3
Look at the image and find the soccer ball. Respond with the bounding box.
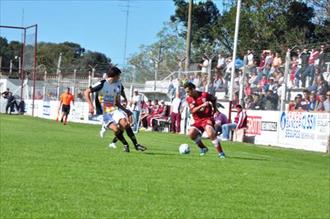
[179,144,190,154]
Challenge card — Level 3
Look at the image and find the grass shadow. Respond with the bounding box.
[142,151,177,156]
[227,156,269,161]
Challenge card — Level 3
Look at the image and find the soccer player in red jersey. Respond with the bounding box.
[184,82,225,158]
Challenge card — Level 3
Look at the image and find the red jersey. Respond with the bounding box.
[186,91,213,121]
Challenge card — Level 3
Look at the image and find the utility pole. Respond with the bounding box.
[56,53,62,100]
[9,59,13,75]
[178,56,186,80]
[123,0,130,67]
[184,0,193,72]
[152,43,163,91]
[89,64,97,78]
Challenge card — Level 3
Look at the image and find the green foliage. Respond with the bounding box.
[125,22,185,83]
[170,0,328,57]
[0,38,112,76]
[0,115,329,218]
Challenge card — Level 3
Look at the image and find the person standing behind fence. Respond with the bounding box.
[57,87,74,125]
[131,89,142,133]
[170,91,182,133]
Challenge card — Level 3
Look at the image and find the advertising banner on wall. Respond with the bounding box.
[245,110,279,146]
[278,111,330,152]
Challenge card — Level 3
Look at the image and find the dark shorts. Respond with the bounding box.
[62,104,71,114]
[191,118,215,134]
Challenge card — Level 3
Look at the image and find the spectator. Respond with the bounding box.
[258,75,269,92]
[214,110,228,136]
[244,82,252,97]
[213,71,226,92]
[221,104,247,141]
[216,53,226,70]
[315,75,329,96]
[131,89,143,133]
[323,91,330,112]
[262,89,278,110]
[199,54,209,74]
[290,56,299,88]
[151,100,169,131]
[268,77,278,93]
[314,95,325,112]
[301,89,311,107]
[318,44,326,72]
[270,52,282,75]
[263,50,273,77]
[307,93,317,111]
[299,47,310,87]
[245,95,255,109]
[294,94,306,111]
[140,99,153,129]
[170,92,182,133]
[249,72,258,92]
[303,48,319,87]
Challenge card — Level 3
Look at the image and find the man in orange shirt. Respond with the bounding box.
[58,87,74,125]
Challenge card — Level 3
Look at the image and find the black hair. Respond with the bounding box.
[107,66,121,77]
[183,82,196,90]
[235,104,243,109]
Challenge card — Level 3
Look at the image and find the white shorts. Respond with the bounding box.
[103,109,127,127]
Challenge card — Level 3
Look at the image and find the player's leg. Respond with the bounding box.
[102,113,129,152]
[60,111,65,123]
[60,105,66,123]
[113,109,146,151]
[108,123,130,152]
[109,136,118,148]
[188,126,208,156]
[205,124,225,158]
[63,107,70,125]
[118,117,146,151]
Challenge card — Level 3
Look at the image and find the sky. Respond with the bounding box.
[1,0,224,67]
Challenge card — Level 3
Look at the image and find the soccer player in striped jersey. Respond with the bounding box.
[84,66,146,152]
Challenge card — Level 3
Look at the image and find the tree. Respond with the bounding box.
[171,0,326,59]
[125,22,185,83]
[171,0,221,60]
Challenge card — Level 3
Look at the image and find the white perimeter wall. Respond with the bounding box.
[2,99,329,153]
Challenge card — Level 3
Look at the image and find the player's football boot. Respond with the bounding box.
[100,125,106,138]
[109,143,117,149]
[199,147,208,156]
[123,145,130,152]
[135,144,147,151]
[219,152,226,159]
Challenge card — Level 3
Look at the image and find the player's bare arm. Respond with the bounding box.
[115,95,132,116]
[209,95,218,113]
[190,101,210,114]
[84,88,94,114]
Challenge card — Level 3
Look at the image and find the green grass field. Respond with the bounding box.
[0,114,329,219]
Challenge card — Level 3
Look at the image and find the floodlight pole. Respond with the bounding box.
[229,0,241,102]
[228,0,241,122]
[32,24,38,117]
[280,49,291,111]
[184,0,193,72]
[20,29,26,101]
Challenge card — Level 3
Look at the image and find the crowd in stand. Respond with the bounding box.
[167,44,330,113]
